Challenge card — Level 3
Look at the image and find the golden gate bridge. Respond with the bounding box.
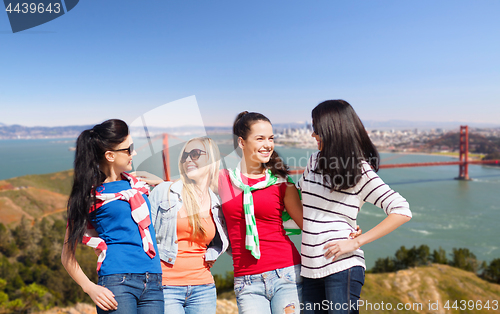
[156,125,499,181]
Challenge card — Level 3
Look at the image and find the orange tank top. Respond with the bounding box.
[161,206,216,286]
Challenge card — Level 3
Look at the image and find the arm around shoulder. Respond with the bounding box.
[284,182,303,230]
[206,201,231,261]
[148,181,174,225]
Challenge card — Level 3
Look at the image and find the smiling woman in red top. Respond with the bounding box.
[218,111,303,314]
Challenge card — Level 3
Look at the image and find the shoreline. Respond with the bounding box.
[378,150,461,159]
[376,150,490,161]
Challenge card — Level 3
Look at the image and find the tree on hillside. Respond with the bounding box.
[371,245,431,273]
[0,223,18,257]
[450,248,478,272]
[213,271,235,294]
[431,247,448,264]
[395,245,431,269]
[482,258,500,284]
[0,218,97,310]
[413,245,430,266]
[371,257,396,273]
[11,216,32,250]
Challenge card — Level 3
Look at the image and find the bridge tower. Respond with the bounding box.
[162,133,171,181]
[457,125,470,180]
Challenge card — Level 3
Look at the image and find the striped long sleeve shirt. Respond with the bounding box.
[297,152,412,279]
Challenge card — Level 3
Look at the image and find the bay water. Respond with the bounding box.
[1,137,499,273]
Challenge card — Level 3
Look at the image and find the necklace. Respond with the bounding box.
[242,166,267,179]
[194,186,210,216]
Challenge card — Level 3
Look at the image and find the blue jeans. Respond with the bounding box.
[234,264,302,314]
[162,283,217,314]
[302,266,365,314]
[97,273,164,314]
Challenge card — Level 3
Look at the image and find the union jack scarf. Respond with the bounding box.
[228,163,300,260]
[82,172,156,271]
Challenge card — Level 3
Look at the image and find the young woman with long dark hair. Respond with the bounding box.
[61,119,164,314]
[298,100,412,314]
[217,111,303,314]
[148,137,229,314]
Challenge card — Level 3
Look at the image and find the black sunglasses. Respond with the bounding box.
[110,143,134,155]
[181,149,207,163]
[312,124,318,134]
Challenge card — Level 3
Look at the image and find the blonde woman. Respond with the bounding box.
[149,137,229,314]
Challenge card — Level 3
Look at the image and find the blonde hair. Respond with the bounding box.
[178,137,220,239]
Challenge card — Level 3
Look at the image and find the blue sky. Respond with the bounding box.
[1,0,499,127]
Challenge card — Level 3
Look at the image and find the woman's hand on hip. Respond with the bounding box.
[205,260,215,269]
[323,238,360,260]
[84,282,118,311]
[349,225,362,239]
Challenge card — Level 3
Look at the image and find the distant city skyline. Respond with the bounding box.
[1,1,499,127]
[1,116,500,129]
[1,118,499,135]
[1,119,500,128]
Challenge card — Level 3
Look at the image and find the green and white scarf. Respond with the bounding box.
[228,164,301,260]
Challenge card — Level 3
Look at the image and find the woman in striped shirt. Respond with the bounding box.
[298,100,412,314]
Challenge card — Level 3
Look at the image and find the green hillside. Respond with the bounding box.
[1,171,499,313]
[362,264,500,313]
[0,170,72,227]
[0,170,98,313]
[5,170,73,196]
[34,265,500,314]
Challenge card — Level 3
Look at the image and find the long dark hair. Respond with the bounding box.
[312,100,379,191]
[233,111,288,178]
[66,119,129,253]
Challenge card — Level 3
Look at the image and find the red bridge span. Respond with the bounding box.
[288,126,499,180]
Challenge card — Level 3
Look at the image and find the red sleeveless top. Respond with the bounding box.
[218,169,300,276]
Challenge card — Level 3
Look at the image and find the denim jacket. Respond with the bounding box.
[149,180,230,265]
